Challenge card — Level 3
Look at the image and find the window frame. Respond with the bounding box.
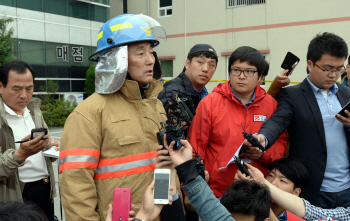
[158,0,172,17]
[226,0,266,8]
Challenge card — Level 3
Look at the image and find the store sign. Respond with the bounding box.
[72,47,83,62]
[56,46,83,63]
[56,45,69,62]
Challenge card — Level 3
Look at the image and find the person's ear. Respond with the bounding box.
[0,82,3,94]
[307,60,313,74]
[185,59,190,71]
[264,218,270,221]
[293,187,301,197]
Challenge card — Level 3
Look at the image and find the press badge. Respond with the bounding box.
[253,115,267,122]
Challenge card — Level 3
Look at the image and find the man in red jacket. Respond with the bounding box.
[188,46,288,198]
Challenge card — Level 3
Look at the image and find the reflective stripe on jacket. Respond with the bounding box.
[59,79,168,221]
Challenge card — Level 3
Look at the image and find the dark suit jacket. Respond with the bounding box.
[259,79,350,203]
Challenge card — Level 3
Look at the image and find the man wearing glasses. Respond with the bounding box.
[250,32,350,208]
[188,46,288,198]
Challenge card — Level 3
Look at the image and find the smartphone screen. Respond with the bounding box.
[31,128,48,140]
[154,169,170,204]
[32,131,46,138]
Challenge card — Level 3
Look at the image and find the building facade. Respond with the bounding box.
[0,0,109,102]
[111,0,350,92]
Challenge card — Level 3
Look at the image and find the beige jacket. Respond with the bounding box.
[0,96,56,202]
[59,79,173,221]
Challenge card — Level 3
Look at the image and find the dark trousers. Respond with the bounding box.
[313,186,350,209]
[22,178,54,221]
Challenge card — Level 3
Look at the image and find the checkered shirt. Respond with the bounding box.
[303,198,350,221]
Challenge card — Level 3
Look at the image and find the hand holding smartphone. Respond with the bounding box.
[15,127,48,143]
[153,169,171,204]
[281,52,300,76]
[112,188,131,221]
[336,101,350,118]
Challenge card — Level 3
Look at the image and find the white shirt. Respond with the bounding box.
[4,103,48,182]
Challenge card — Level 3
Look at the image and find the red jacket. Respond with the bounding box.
[188,81,288,197]
[286,211,305,221]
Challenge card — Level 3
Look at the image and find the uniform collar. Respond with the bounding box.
[119,79,164,100]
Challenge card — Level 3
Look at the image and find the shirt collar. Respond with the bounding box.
[3,103,30,117]
[276,211,287,221]
[306,74,338,94]
[193,87,208,100]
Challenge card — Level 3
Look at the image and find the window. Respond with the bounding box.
[159,0,172,17]
[69,0,89,20]
[160,60,173,78]
[45,0,68,16]
[91,0,109,5]
[18,39,45,65]
[90,4,109,23]
[34,80,46,92]
[0,0,15,7]
[17,0,43,11]
[227,0,265,8]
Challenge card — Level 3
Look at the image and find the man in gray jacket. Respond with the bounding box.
[0,60,59,221]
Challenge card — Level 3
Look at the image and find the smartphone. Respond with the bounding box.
[112,188,131,221]
[30,127,48,140]
[281,52,300,76]
[336,101,350,118]
[153,169,171,204]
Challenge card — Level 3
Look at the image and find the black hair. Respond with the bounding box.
[262,61,269,77]
[269,158,310,190]
[228,46,267,78]
[0,201,48,221]
[221,179,271,221]
[307,32,348,73]
[182,51,218,72]
[348,55,350,65]
[341,72,347,80]
[0,60,35,87]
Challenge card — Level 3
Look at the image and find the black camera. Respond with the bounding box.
[166,92,196,126]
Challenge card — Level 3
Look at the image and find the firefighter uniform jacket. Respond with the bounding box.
[59,79,168,221]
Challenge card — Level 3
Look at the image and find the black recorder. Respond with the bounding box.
[281,52,300,76]
[233,156,251,178]
[145,116,185,151]
[192,141,205,180]
[241,123,266,152]
[166,92,196,126]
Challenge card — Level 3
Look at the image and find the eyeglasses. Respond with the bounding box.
[230,68,258,77]
[314,63,346,75]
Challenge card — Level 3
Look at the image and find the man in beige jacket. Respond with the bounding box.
[59,14,176,221]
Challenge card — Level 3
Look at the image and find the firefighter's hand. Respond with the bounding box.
[154,145,174,171]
